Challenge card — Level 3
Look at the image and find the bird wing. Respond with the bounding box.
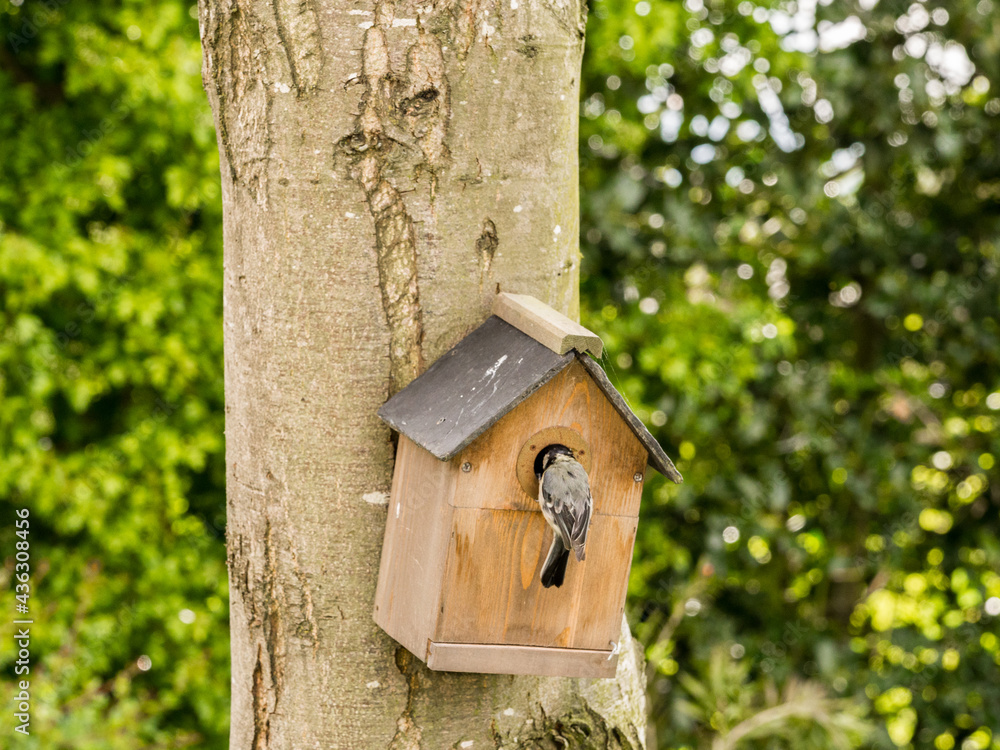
[540,460,592,555]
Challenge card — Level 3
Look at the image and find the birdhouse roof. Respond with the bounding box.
[378,314,682,483]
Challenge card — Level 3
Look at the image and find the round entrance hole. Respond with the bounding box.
[515,426,592,500]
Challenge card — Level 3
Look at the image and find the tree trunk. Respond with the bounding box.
[199,0,647,746]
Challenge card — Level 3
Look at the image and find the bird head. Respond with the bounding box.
[534,444,575,478]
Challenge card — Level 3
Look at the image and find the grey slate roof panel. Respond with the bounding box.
[378,316,574,460]
[378,315,683,483]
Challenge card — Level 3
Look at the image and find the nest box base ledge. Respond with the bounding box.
[425,641,619,679]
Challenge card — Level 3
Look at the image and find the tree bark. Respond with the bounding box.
[199,0,647,746]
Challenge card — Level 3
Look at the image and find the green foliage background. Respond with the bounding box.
[0,1,227,746]
[1,0,998,748]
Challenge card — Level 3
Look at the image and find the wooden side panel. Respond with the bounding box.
[435,508,638,651]
[373,436,455,660]
[452,359,648,518]
[427,641,618,679]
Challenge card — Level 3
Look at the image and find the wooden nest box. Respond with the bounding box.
[374,293,682,678]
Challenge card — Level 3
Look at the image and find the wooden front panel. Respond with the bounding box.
[435,507,638,651]
[451,359,648,518]
[373,435,456,660]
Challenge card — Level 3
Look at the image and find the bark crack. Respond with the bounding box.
[280,499,321,654]
[229,474,323,748]
[270,0,324,95]
[399,25,450,171]
[200,0,272,202]
[387,647,423,749]
[335,1,454,393]
[477,217,499,299]
[261,515,285,719]
[200,0,237,185]
[251,644,270,750]
[452,0,503,60]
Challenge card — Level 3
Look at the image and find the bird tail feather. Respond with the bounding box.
[540,539,570,588]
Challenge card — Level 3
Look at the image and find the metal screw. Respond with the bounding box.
[462,462,472,473]
[633,472,643,483]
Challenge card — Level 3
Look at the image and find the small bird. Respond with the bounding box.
[535,444,593,588]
